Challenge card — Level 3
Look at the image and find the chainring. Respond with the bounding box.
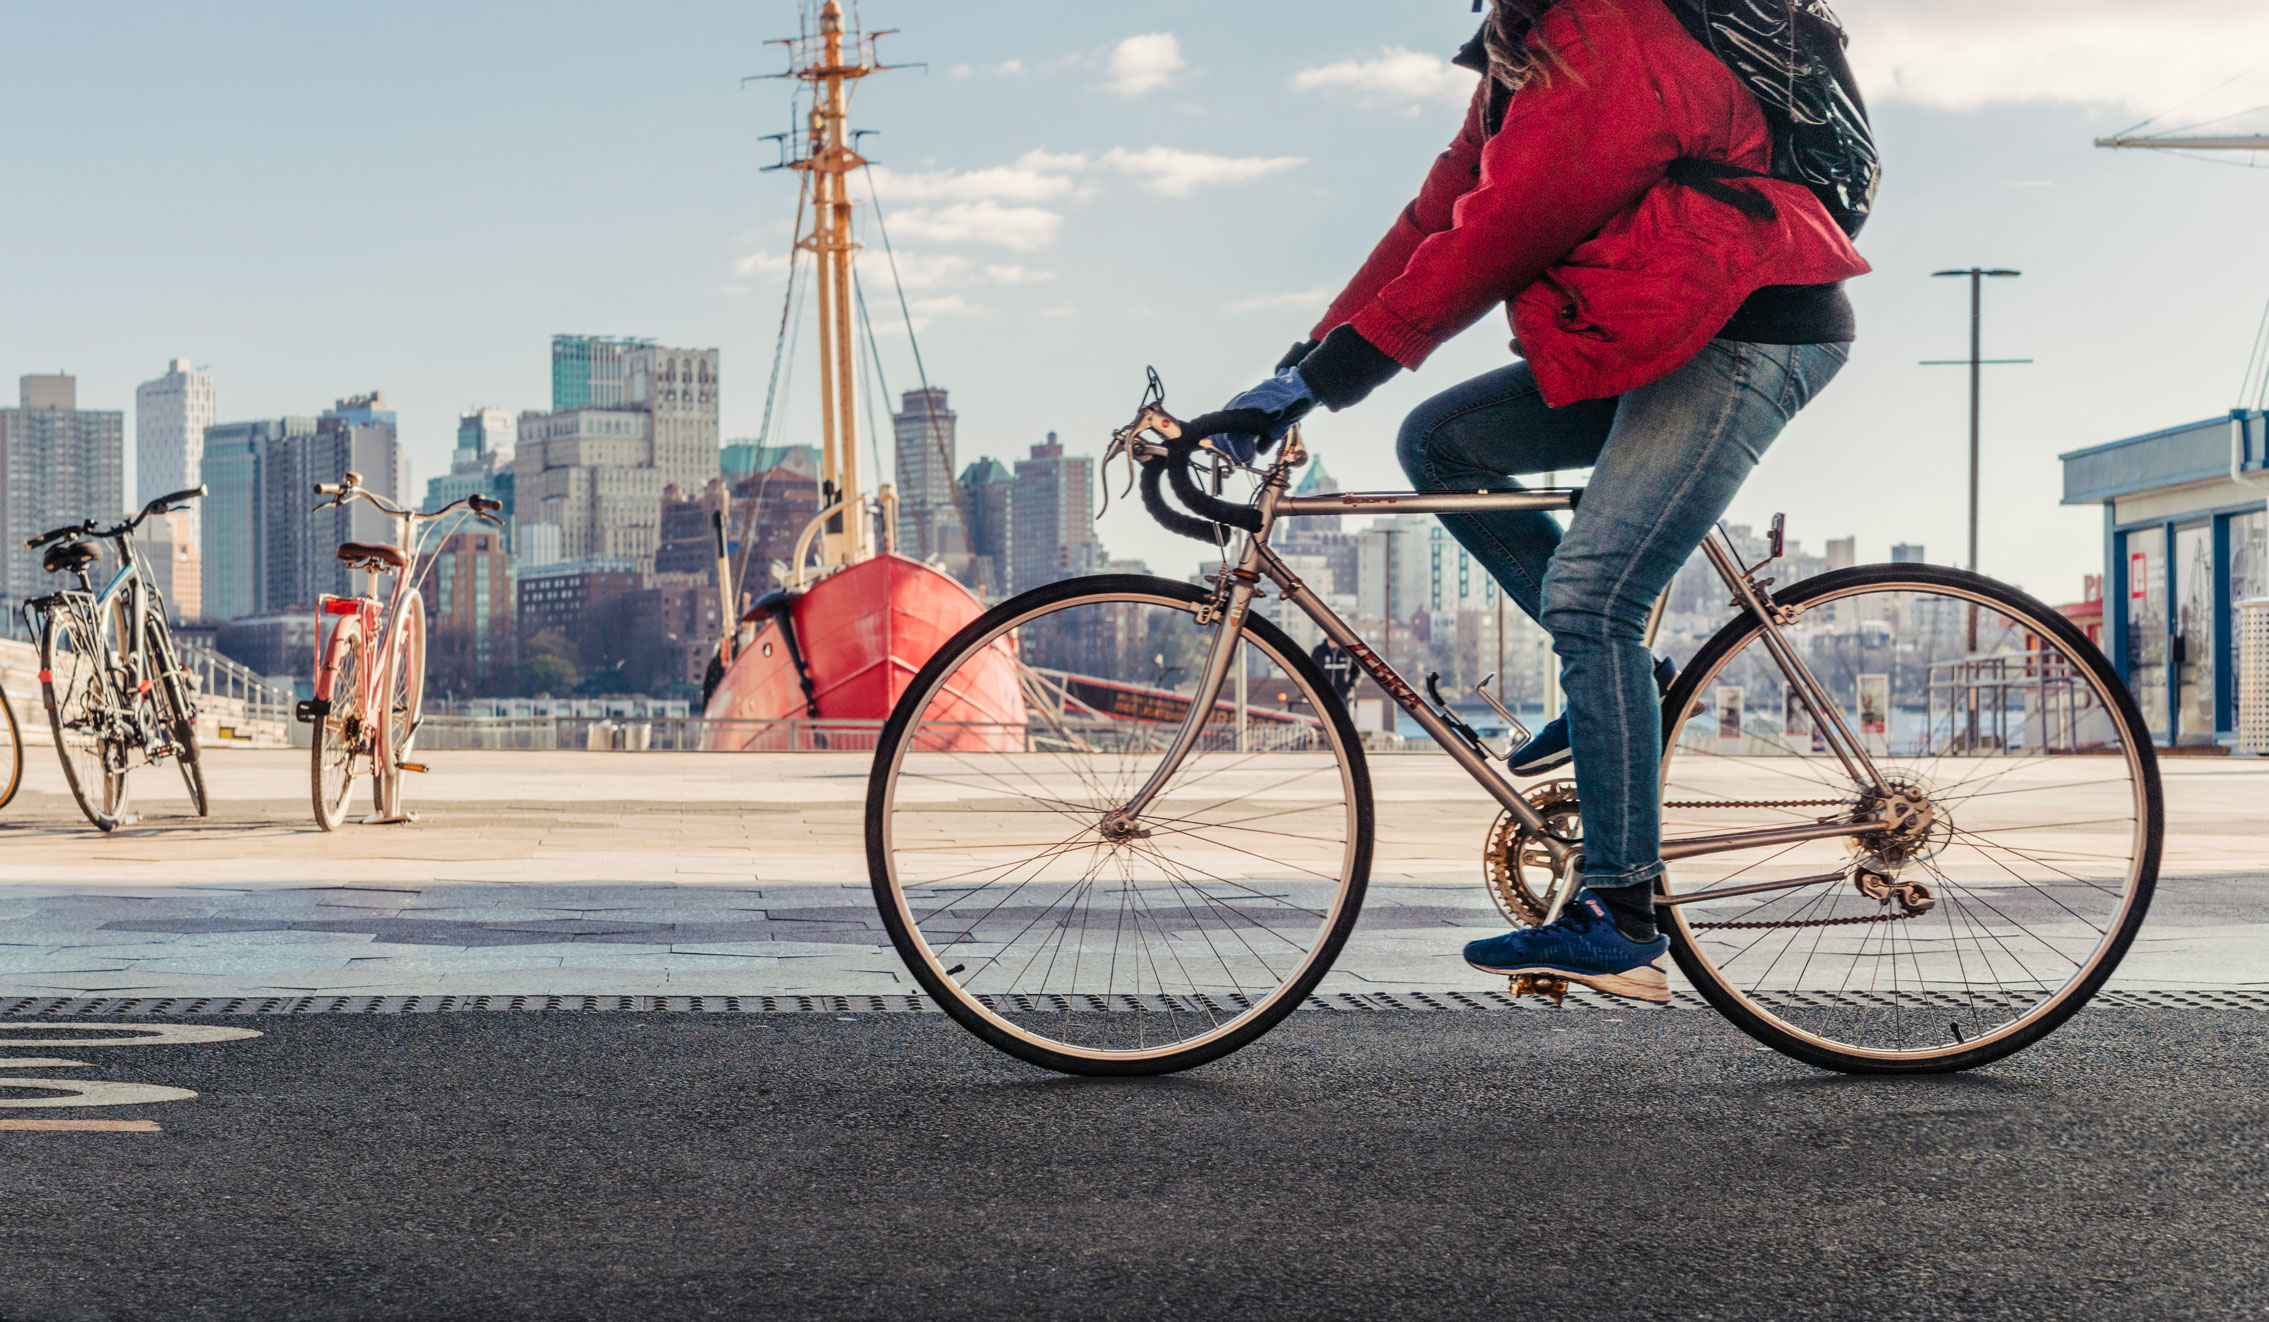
[1484,779,1582,928]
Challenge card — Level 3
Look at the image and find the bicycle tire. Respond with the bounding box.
[376,594,425,820]
[0,682,21,812]
[39,601,129,831]
[1658,563,2163,1074]
[867,573,1375,1077]
[312,616,366,832]
[146,614,207,816]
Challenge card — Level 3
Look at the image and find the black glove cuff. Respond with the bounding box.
[1297,324,1402,411]
[1274,339,1321,374]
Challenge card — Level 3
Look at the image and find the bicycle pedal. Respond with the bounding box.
[396,762,429,774]
[1509,974,1570,1007]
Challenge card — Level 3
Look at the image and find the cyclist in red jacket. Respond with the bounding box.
[1207,0,1871,1003]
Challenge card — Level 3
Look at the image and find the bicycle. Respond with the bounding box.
[0,677,20,815]
[865,373,2163,1077]
[299,471,501,830]
[23,486,212,831]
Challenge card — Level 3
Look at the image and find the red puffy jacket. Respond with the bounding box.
[1310,0,1870,407]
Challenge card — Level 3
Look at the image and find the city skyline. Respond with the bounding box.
[8,3,2268,609]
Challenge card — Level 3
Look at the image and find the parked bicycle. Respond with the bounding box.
[0,677,20,815]
[865,375,2163,1077]
[23,487,211,830]
[299,472,501,830]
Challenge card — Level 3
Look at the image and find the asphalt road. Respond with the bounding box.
[5,1008,2265,1322]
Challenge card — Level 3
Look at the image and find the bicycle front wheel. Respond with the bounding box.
[146,615,207,816]
[1657,564,2162,1073]
[39,601,129,830]
[868,574,1373,1076]
[376,594,425,820]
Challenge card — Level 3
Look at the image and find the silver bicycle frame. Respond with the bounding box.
[1112,428,1893,884]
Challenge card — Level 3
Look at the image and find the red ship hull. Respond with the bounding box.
[701,554,1022,751]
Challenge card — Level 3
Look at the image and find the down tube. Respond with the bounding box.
[1265,552,1547,831]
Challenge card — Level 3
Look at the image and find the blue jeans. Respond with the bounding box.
[1395,339,1848,888]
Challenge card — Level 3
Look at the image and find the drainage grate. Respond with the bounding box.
[0,988,2263,1016]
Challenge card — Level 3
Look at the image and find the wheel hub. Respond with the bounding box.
[1852,774,1953,873]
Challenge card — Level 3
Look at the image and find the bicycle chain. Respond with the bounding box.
[1663,798,1850,811]
[1687,909,1922,931]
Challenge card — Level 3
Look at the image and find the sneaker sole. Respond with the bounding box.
[1507,750,1573,777]
[1467,958,1671,1005]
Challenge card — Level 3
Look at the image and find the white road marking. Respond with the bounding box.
[0,1079,199,1108]
[0,1024,263,1048]
[0,1022,262,1123]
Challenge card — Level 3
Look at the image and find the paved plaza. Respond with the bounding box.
[0,748,2262,997]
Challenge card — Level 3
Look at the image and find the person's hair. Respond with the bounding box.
[1482,0,1566,92]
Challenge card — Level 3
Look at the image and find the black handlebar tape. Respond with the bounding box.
[1139,457,1226,543]
[1158,434,1264,535]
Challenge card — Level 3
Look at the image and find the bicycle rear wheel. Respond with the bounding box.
[1656,564,2162,1073]
[39,601,129,831]
[146,614,207,816]
[868,575,1373,1076]
[0,683,20,812]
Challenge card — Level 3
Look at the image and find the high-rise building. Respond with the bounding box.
[135,359,217,621]
[1892,543,1926,564]
[520,337,719,572]
[261,394,403,611]
[201,416,317,620]
[0,374,124,613]
[626,344,720,496]
[426,406,516,534]
[727,450,823,592]
[457,407,512,459]
[513,406,662,569]
[957,457,1014,598]
[425,528,513,692]
[134,358,214,507]
[551,335,652,409]
[893,388,964,561]
[1825,536,1857,571]
[1008,434,1095,594]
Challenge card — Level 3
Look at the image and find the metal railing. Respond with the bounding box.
[408,714,1343,754]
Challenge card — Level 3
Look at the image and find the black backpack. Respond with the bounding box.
[1663,0,1881,236]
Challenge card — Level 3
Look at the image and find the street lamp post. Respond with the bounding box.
[1925,268,2031,655]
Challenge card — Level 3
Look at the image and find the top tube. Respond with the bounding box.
[1272,488,1580,519]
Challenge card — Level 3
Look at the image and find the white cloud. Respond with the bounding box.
[1227,288,1332,314]
[949,59,1024,78]
[1107,33,1186,97]
[1292,48,1478,113]
[1098,146,1306,198]
[868,159,1080,205]
[730,249,791,278]
[1838,0,2269,117]
[887,200,1065,251]
[983,264,1056,286]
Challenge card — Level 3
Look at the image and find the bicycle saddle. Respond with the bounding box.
[42,540,102,575]
[335,541,407,570]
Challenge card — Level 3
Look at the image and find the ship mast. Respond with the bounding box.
[774,1,887,567]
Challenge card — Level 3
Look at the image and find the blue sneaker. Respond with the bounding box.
[1464,890,1672,1004]
[1506,656,1678,777]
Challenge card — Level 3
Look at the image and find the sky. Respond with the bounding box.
[7,0,2269,605]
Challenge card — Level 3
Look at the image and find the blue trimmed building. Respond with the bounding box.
[2061,409,2269,746]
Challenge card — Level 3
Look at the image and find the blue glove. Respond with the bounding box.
[1202,367,1318,465]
